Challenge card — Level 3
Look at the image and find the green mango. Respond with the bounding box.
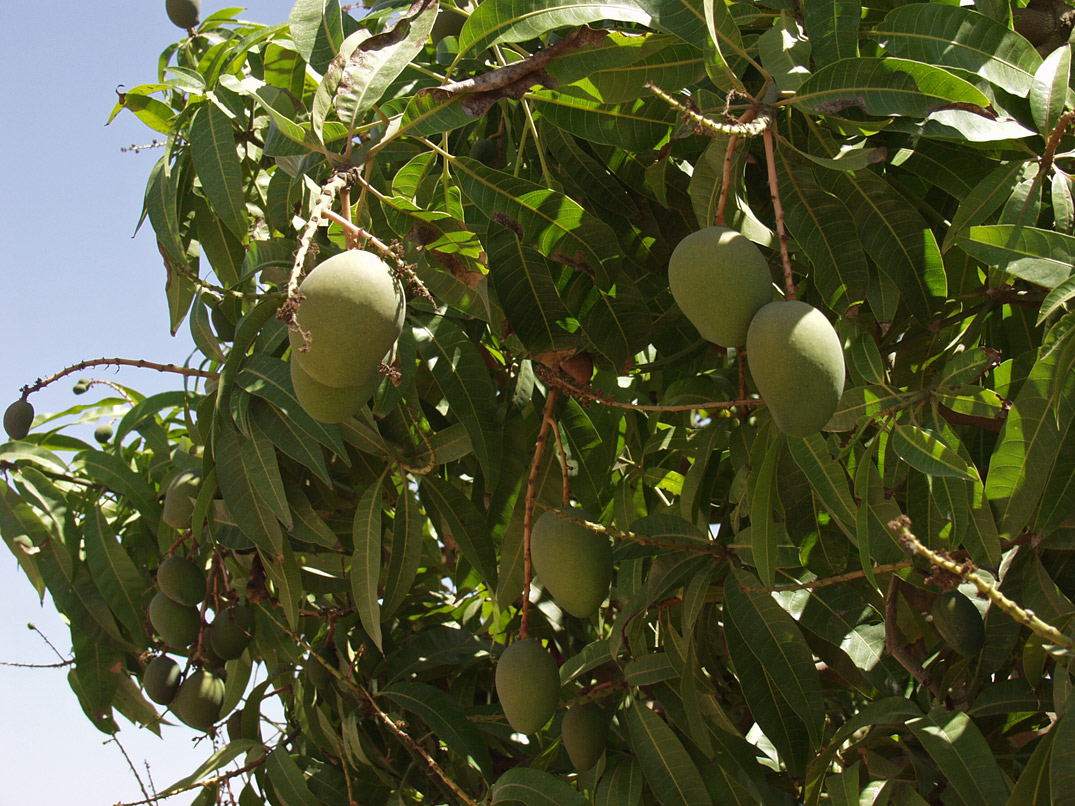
[207,605,255,660]
[469,138,498,166]
[561,703,606,771]
[3,399,34,441]
[149,591,201,648]
[289,357,378,424]
[173,669,225,731]
[495,638,560,734]
[143,654,181,705]
[668,226,774,347]
[157,556,207,606]
[746,300,846,437]
[165,0,200,29]
[162,470,202,530]
[531,508,612,618]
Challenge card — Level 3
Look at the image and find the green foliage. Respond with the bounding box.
[4,0,1075,803]
[932,589,987,657]
[746,300,846,436]
[668,225,774,347]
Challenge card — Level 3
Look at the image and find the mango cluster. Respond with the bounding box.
[288,251,406,423]
[668,226,846,437]
[143,656,226,732]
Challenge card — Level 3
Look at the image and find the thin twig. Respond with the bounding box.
[81,378,138,406]
[107,735,153,804]
[0,658,76,669]
[26,623,69,663]
[551,416,571,507]
[717,108,759,227]
[541,504,727,556]
[522,389,559,639]
[358,685,480,806]
[739,561,914,593]
[890,516,1075,653]
[536,364,763,413]
[885,575,943,700]
[763,125,796,300]
[111,753,270,806]
[20,358,218,397]
[647,83,770,137]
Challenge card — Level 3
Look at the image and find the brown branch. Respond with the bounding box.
[763,125,795,300]
[536,364,763,413]
[935,400,1008,433]
[111,752,271,806]
[739,560,914,593]
[1039,110,1075,187]
[0,658,75,669]
[522,389,559,639]
[21,358,218,397]
[551,416,571,507]
[360,685,479,806]
[890,516,1075,652]
[541,504,727,556]
[717,107,760,227]
[885,574,943,700]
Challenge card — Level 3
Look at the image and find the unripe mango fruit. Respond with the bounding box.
[149,591,201,647]
[932,590,985,657]
[162,470,202,530]
[495,638,560,734]
[94,423,113,444]
[469,138,498,166]
[289,356,378,424]
[143,654,181,705]
[668,226,773,347]
[288,250,405,389]
[746,300,846,437]
[173,668,225,731]
[207,605,255,660]
[4,400,34,441]
[561,703,607,771]
[531,508,612,618]
[158,556,207,606]
[166,0,200,28]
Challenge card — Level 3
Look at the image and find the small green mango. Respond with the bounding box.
[149,590,201,648]
[166,0,200,29]
[288,250,405,389]
[211,304,236,342]
[289,357,378,424]
[72,379,89,395]
[157,556,207,606]
[94,422,113,444]
[162,470,202,530]
[207,605,255,660]
[143,654,181,705]
[4,399,34,441]
[561,703,606,771]
[668,226,773,347]
[531,508,612,618]
[173,669,225,732]
[495,638,560,734]
[306,645,339,696]
[932,590,985,657]
[746,300,846,437]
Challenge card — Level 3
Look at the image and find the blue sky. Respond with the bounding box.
[0,2,301,802]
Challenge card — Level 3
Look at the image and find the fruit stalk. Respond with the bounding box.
[763,126,796,300]
[890,516,1075,653]
[521,389,559,639]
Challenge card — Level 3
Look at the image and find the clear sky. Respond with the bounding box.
[0,2,300,803]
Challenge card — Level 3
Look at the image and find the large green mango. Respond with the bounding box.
[668,226,773,347]
[289,357,379,424]
[162,470,201,530]
[288,250,405,388]
[173,669,225,731]
[157,556,206,606]
[149,591,201,648]
[531,508,612,618]
[746,300,846,437]
[561,703,606,771]
[495,638,560,734]
[142,655,181,705]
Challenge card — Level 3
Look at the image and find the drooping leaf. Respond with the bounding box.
[905,708,1009,806]
[189,102,248,241]
[627,703,713,806]
[351,475,384,652]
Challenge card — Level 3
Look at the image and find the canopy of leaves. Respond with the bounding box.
[4,0,1075,803]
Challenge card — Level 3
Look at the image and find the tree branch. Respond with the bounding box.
[522,389,559,639]
[21,358,218,397]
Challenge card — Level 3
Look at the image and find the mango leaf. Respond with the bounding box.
[1007,728,1053,805]
[788,434,857,536]
[773,145,869,312]
[1030,45,1072,135]
[873,4,1041,97]
[942,162,1024,252]
[189,102,247,241]
[73,449,162,525]
[759,14,812,93]
[419,474,498,590]
[332,2,436,135]
[793,57,990,118]
[530,81,678,152]
[627,703,713,806]
[351,476,385,652]
[215,424,285,556]
[890,424,979,481]
[288,0,343,74]
[266,746,318,806]
[382,485,424,620]
[144,154,186,267]
[83,508,149,640]
[251,402,332,487]
[382,681,493,778]
[725,572,826,750]
[594,759,645,806]
[750,434,784,587]
[1039,275,1075,324]
[491,768,589,805]
[412,314,502,485]
[956,225,1075,288]
[803,0,860,67]
[905,709,1009,806]
[263,539,304,632]
[1050,710,1075,803]
[454,156,620,288]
